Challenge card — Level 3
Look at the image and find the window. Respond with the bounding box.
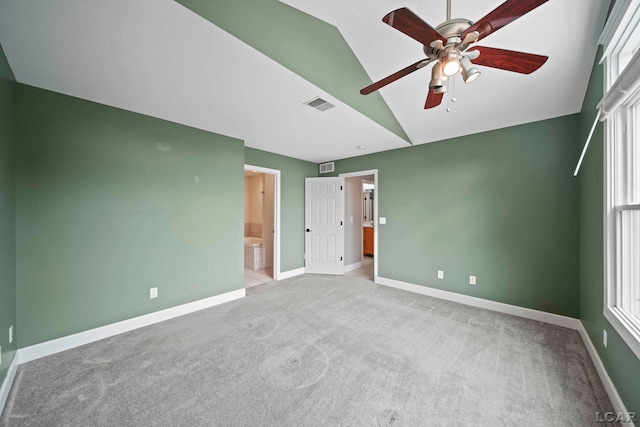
[601,1,640,90]
[601,0,640,358]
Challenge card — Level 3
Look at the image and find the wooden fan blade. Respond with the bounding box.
[461,0,548,43]
[383,8,447,47]
[424,89,444,109]
[360,59,432,95]
[470,46,548,74]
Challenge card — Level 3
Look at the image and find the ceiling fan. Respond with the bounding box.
[360,0,549,109]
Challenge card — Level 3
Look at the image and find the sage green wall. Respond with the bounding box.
[579,49,640,415]
[15,86,245,348]
[331,115,581,317]
[0,45,17,387]
[244,147,316,273]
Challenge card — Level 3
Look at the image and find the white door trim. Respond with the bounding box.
[244,165,281,280]
[339,169,379,282]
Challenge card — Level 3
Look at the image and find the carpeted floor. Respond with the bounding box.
[1,274,617,426]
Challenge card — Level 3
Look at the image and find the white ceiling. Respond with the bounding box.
[0,0,610,163]
[0,0,408,163]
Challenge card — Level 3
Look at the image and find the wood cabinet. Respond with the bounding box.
[363,226,374,256]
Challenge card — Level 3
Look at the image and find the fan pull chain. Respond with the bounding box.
[446,75,457,112]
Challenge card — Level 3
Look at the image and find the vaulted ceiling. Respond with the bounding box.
[0,0,610,163]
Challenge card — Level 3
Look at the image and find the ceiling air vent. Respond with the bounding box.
[304,97,335,112]
[319,162,335,174]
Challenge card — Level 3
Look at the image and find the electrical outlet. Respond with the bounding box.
[469,275,477,285]
[9,325,13,344]
[603,329,608,348]
[437,270,444,279]
[150,287,158,299]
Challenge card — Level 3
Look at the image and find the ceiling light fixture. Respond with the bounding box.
[429,62,447,92]
[442,51,461,76]
[460,51,481,83]
[460,57,480,83]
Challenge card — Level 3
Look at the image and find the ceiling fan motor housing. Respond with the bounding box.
[435,18,473,42]
[424,18,474,61]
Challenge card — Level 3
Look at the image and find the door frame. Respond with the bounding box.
[339,169,379,282]
[244,164,282,280]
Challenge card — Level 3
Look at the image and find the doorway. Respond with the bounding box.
[340,170,378,282]
[244,165,280,287]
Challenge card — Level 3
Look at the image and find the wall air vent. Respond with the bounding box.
[304,97,335,112]
[319,162,335,174]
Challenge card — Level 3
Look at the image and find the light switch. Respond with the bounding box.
[379,217,386,224]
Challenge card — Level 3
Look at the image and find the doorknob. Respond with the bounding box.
[306,229,312,232]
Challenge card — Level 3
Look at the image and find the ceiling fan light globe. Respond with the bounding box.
[429,78,445,90]
[429,62,446,89]
[460,56,481,83]
[442,60,460,77]
[434,84,448,94]
[463,70,481,83]
[461,67,481,83]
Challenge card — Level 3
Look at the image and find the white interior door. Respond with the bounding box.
[305,177,345,275]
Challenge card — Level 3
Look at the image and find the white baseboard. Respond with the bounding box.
[278,267,305,280]
[4,275,632,425]
[377,277,582,329]
[377,276,633,422]
[18,288,245,365]
[0,351,20,416]
[577,323,634,425]
[344,262,363,273]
